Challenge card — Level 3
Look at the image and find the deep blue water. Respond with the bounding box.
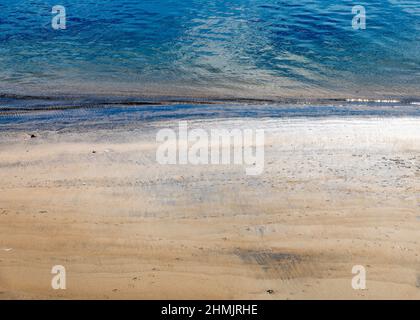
[0,0,419,100]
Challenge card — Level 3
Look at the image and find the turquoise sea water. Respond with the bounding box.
[0,0,419,101]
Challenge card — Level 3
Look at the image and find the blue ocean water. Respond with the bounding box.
[0,0,419,100]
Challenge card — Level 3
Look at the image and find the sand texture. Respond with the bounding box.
[0,117,419,299]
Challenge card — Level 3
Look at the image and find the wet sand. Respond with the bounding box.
[0,117,419,299]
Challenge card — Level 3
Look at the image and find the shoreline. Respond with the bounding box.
[1,101,420,134]
[1,91,420,111]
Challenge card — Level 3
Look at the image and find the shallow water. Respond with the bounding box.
[1,102,420,132]
[0,0,419,100]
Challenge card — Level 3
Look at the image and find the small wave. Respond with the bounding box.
[346,98,401,103]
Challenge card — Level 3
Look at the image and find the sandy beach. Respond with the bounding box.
[0,116,419,299]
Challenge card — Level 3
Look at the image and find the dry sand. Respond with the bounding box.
[0,117,419,299]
